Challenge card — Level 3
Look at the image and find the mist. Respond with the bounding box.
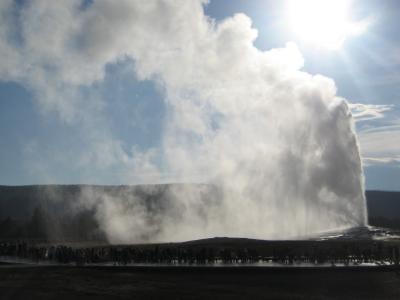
[0,0,367,243]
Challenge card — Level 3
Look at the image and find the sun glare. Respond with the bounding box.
[287,0,368,50]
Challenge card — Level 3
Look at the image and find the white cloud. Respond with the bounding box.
[362,156,400,167]
[350,102,400,167]
[358,123,400,167]
[349,103,393,122]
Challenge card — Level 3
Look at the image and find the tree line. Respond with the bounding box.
[0,240,399,267]
[0,206,105,242]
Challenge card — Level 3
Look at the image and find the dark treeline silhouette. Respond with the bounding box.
[369,217,400,230]
[366,191,400,219]
[0,239,399,267]
[0,206,105,241]
[0,184,220,241]
[367,190,400,230]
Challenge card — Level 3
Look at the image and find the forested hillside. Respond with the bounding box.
[0,185,398,241]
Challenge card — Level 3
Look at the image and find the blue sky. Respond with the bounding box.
[0,0,399,190]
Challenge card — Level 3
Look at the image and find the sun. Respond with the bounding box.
[287,0,368,50]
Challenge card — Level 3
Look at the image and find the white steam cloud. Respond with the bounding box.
[0,0,367,242]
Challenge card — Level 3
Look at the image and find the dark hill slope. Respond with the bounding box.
[0,185,398,219]
[365,190,400,219]
[0,186,398,240]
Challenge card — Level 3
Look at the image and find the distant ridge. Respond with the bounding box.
[0,185,398,220]
[0,185,398,241]
[0,184,210,219]
[365,190,400,219]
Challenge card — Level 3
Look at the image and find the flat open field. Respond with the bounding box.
[1,264,399,299]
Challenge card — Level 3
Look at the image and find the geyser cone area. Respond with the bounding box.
[76,175,367,244]
[0,1,368,244]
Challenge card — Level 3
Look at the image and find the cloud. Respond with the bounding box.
[362,156,400,167]
[350,102,400,167]
[358,123,400,167]
[0,0,367,242]
[349,103,393,122]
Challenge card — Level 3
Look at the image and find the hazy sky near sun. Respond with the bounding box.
[0,0,399,190]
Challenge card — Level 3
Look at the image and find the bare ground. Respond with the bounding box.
[0,264,399,299]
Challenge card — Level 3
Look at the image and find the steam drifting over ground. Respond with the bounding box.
[0,0,367,243]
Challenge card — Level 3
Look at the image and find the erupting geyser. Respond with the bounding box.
[0,0,368,243]
[78,1,367,243]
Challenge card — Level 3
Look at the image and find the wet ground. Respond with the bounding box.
[0,264,399,299]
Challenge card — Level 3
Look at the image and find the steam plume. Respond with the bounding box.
[0,0,367,242]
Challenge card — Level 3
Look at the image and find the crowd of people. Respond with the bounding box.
[0,240,399,266]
